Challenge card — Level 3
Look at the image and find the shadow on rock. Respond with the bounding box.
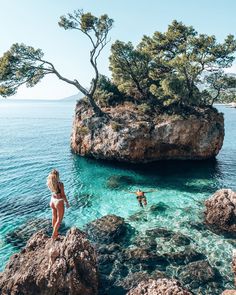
[177,260,224,294]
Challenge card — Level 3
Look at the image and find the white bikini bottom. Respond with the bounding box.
[50,196,64,207]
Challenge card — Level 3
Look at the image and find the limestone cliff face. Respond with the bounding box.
[71,101,224,163]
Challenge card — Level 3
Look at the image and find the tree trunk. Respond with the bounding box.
[87,94,106,117]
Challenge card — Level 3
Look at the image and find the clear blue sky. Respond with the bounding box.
[1,0,236,99]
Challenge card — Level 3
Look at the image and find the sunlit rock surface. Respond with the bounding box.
[71,101,224,163]
[205,189,236,236]
[0,228,98,295]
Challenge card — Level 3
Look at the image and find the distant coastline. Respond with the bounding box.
[1,94,81,102]
[214,102,236,107]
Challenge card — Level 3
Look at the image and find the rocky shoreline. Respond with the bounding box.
[1,189,236,294]
[71,101,224,163]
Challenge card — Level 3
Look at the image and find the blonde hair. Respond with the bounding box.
[47,169,60,193]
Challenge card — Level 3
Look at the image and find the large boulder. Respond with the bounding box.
[204,189,236,236]
[177,260,222,290]
[126,278,192,295]
[71,102,224,163]
[85,214,132,244]
[0,228,98,295]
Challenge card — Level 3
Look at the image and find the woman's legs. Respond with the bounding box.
[51,207,57,228]
[52,201,64,239]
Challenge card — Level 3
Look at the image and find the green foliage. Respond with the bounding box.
[93,75,125,107]
[109,40,154,99]
[217,92,236,104]
[1,9,114,117]
[204,72,236,104]
[59,10,113,37]
[109,20,236,108]
[137,103,152,114]
[2,15,236,113]
[0,44,46,96]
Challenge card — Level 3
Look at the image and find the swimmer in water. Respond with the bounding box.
[128,189,156,207]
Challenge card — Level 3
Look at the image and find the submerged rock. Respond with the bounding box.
[133,235,157,251]
[71,102,224,163]
[116,271,166,293]
[233,250,236,286]
[85,214,133,244]
[177,260,222,290]
[149,202,170,214]
[221,251,236,294]
[0,228,98,295]
[106,175,135,189]
[145,227,192,247]
[123,247,169,272]
[204,189,236,236]
[146,227,174,238]
[126,278,192,295]
[163,247,205,265]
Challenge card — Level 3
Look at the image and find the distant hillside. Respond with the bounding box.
[61,94,82,102]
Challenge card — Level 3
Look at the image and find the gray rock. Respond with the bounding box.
[106,175,135,189]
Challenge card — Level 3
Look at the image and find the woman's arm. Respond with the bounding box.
[60,183,70,208]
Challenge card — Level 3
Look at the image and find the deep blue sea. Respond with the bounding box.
[0,99,236,289]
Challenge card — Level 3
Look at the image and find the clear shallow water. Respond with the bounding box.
[0,100,236,290]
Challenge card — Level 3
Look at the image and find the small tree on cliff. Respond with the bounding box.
[0,10,113,117]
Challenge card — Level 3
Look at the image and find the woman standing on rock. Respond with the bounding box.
[47,169,70,239]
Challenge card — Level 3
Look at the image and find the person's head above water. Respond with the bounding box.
[47,169,60,192]
[137,189,141,192]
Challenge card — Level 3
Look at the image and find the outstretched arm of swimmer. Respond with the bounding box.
[60,183,70,208]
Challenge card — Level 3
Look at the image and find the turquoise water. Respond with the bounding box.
[0,100,236,290]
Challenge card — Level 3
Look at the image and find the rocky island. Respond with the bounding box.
[68,18,234,163]
[1,14,235,163]
[71,101,224,163]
